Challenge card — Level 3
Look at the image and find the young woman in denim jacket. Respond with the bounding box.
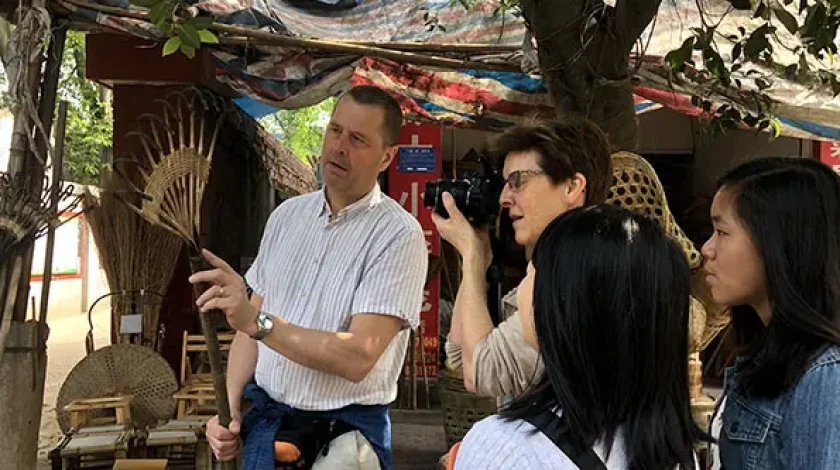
[703,157,840,470]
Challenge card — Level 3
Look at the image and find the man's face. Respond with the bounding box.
[320,97,396,199]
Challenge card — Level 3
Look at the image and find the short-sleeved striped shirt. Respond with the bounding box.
[245,184,427,411]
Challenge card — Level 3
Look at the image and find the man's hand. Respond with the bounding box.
[206,413,242,461]
[431,192,491,269]
[189,249,259,336]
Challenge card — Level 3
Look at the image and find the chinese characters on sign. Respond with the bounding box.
[818,141,840,175]
[388,122,442,378]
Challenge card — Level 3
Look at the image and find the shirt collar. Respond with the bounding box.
[319,184,383,223]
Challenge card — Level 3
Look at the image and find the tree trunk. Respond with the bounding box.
[519,0,662,151]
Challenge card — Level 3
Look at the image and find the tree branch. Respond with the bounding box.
[614,0,663,55]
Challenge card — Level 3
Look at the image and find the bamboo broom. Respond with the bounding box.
[114,87,236,468]
[82,171,182,346]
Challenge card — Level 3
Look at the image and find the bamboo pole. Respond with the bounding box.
[57,0,521,71]
[12,22,67,322]
[38,101,68,327]
[0,256,23,365]
[189,254,234,470]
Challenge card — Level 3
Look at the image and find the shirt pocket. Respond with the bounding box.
[721,394,778,469]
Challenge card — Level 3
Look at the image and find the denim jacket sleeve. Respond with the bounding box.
[785,361,840,469]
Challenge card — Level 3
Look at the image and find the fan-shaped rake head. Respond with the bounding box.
[0,172,81,262]
[114,88,229,249]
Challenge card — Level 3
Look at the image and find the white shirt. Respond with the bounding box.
[455,414,629,469]
[245,185,427,410]
[455,413,700,469]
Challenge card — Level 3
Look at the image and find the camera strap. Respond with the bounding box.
[523,409,608,470]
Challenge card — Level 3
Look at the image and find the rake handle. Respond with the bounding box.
[189,255,235,469]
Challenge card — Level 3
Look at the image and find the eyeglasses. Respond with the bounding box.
[504,169,545,192]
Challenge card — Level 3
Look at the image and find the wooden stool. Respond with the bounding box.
[65,396,134,431]
[180,331,234,385]
[173,383,217,419]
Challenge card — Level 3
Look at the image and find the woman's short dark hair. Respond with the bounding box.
[501,204,705,469]
[717,157,840,397]
[490,117,613,205]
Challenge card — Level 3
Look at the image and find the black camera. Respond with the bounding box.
[423,151,503,225]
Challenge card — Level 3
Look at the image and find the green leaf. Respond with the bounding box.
[744,24,774,59]
[703,48,730,85]
[179,24,201,49]
[198,30,219,44]
[770,118,782,138]
[727,0,751,10]
[732,42,743,61]
[162,36,181,56]
[665,37,696,71]
[772,7,799,34]
[754,2,769,20]
[130,0,162,8]
[180,44,196,59]
[798,53,809,80]
[149,1,171,26]
[188,16,214,30]
[755,77,771,90]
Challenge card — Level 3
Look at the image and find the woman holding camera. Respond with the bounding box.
[432,117,613,397]
[703,157,840,469]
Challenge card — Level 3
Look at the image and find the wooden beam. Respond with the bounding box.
[60,0,521,72]
[86,33,215,86]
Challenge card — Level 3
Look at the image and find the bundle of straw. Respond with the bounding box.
[82,170,182,346]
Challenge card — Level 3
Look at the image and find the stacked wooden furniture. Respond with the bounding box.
[174,331,235,420]
[140,419,212,469]
[50,345,179,470]
[51,396,136,469]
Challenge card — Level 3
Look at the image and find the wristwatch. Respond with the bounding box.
[251,311,274,341]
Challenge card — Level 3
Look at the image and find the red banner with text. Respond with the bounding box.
[388,122,442,379]
[817,141,840,174]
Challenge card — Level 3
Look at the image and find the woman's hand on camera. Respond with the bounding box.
[431,192,491,269]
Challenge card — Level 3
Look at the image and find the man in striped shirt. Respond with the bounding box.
[189,85,428,469]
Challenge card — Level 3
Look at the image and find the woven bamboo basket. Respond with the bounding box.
[606,152,730,353]
[438,366,498,449]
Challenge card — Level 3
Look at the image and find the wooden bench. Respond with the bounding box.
[51,424,133,470]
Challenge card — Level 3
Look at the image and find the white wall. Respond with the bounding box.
[0,109,13,172]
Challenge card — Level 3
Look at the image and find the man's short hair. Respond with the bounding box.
[339,85,404,148]
[490,116,613,205]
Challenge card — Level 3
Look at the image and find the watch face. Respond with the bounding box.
[258,312,273,330]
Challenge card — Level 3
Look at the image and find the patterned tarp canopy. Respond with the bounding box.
[62,0,840,140]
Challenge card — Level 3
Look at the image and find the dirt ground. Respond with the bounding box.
[37,304,110,468]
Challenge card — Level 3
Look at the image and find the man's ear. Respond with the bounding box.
[379,146,398,172]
